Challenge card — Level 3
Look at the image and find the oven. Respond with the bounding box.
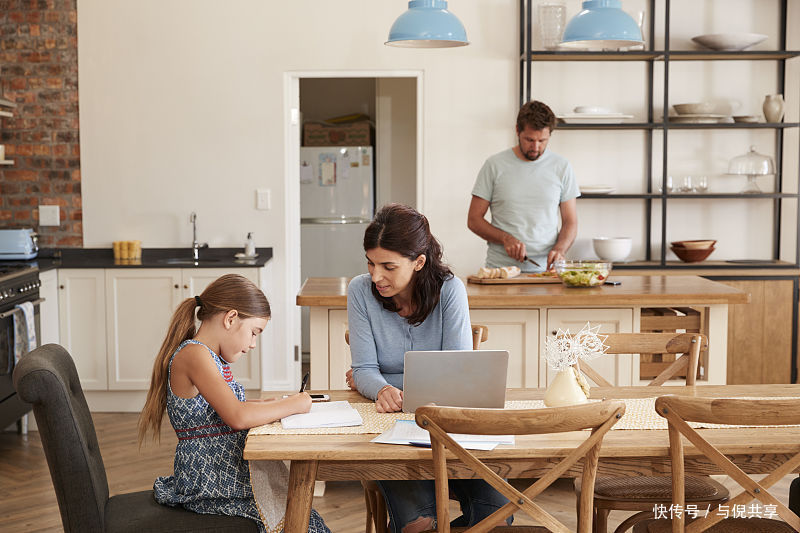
[0,264,41,430]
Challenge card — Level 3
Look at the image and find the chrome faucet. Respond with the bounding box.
[190,212,208,260]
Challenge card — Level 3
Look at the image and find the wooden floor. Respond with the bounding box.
[0,413,794,532]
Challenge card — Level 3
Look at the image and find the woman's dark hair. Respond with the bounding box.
[364,203,453,325]
[516,100,557,133]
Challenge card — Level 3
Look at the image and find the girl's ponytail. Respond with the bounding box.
[137,297,199,445]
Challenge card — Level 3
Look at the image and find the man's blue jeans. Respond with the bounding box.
[376,479,512,532]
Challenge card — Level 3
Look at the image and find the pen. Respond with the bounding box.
[299,372,310,393]
[408,441,432,448]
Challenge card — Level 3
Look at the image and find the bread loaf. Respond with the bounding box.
[476,266,521,279]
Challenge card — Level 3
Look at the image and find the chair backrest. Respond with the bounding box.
[347,325,489,351]
[12,344,109,533]
[415,400,625,533]
[575,332,706,388]
[655,395,800,532]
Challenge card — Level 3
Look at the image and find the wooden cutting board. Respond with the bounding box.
[467,274,562,285]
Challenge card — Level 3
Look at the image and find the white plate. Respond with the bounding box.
[691,33,768,51]
[234,252,258,259]
[733,115,761,123]
[558,114,633,124]
[580,186,616,194]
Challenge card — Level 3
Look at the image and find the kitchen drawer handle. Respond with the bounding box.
[551,330,557,335]
[59,285,64,289]
[184,284,188,289]
[174,284,179,289]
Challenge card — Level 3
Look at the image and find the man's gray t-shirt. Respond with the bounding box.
[472,148,579,271]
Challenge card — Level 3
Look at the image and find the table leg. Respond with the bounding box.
[285,460,318,533]
[706,304,728,385]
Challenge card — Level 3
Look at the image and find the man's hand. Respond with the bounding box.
[344,368,357,391]
[502,233,526,262]
[375,385,403,413]
[546,248,566,271]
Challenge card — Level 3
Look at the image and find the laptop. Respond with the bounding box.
[402,350,509,413]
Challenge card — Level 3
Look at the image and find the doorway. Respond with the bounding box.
[284,71,422,370]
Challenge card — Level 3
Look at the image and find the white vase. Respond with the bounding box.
[763,94,785,123]
[544,368,589,407]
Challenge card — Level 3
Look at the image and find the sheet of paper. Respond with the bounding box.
[371,420,514,450]
[281,400,362,429]
[300,163,313,184]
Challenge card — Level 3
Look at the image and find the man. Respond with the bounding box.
[468,100,579,272]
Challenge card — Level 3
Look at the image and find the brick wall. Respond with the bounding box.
[0,0,81,247]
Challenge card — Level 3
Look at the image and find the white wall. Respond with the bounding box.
[76,0,520,385]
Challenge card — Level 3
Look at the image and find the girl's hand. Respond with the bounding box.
[287,392,312,414]
[375,386,403,413]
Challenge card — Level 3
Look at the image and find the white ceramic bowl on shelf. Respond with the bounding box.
[673,102,716,115]
[690,33,768,51]
[592,237,632,262]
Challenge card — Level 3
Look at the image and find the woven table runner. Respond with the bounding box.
[248,397,800,436]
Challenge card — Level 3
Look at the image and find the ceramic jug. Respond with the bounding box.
[763,94,785,123]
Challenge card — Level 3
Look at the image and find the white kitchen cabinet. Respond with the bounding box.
[38,269,59,346]
[58,269,107,390]
[469,309,540,388]
[105,269,182,390]
[61,267,262,395]
[544,308,635,386]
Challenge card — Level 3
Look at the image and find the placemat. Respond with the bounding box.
[247,398,800,436]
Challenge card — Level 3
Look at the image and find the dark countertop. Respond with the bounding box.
[23,247,273,272]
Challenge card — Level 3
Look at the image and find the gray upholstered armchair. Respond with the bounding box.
[12,343,258,533]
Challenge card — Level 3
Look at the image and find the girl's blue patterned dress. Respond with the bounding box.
[154,340,329,533]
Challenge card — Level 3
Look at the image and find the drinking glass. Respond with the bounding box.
[694,176,709,193]
[657,175,673,193]
[537,2,566,50]
[681,176,697,193]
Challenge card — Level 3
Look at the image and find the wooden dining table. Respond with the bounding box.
[244,385,800,533]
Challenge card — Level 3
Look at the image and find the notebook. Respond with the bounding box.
[402,350,509,413]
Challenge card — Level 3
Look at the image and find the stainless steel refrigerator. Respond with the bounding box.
[300,146,374,354]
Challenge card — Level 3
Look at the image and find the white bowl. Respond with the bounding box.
[691,33,768,51]
[673,102,716,115]
[573,105,614,115]
[592,237,632,262]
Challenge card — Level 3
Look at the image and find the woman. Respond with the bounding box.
[347,203,511,533]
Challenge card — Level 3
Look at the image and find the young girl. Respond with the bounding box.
[138,273,329,533]
[346,204,511,533]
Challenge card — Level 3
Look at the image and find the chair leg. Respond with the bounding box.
[790,476,800,516]
[594,508,609,533]
[362,480,388,533]
[364,486,375,533]
[612,511,654,533]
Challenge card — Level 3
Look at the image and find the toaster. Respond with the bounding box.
[0,228,39,260]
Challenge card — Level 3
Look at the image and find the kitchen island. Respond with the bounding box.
[298,275,748,390]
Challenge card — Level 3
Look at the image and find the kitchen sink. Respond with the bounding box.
[155,258,225,265]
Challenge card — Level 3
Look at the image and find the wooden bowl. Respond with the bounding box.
[670,239,717,250]
[671,246,715,263]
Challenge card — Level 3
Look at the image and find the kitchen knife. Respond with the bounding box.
[523,256,540,267]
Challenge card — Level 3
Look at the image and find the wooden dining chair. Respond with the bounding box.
[639,395,800,532]
[572,333,729,533]
[415,399,625,532]
[350,325,490,533]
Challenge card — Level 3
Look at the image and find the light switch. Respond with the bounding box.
[256,189,271,210]
[39,205,60,226]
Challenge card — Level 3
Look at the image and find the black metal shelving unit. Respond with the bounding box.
[519,0,800,270]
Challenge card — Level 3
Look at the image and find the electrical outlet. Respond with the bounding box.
[256,189,271,210]
[39,205,60,226]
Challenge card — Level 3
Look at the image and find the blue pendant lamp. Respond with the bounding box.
[560,0,643,49]
[386,0,469,48]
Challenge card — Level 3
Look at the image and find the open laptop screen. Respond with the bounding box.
[402,350,509,413]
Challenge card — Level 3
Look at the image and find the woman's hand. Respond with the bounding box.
[345,368,357,391]
[375,385,403,413]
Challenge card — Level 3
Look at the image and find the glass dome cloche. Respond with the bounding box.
[727,145,775,193]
